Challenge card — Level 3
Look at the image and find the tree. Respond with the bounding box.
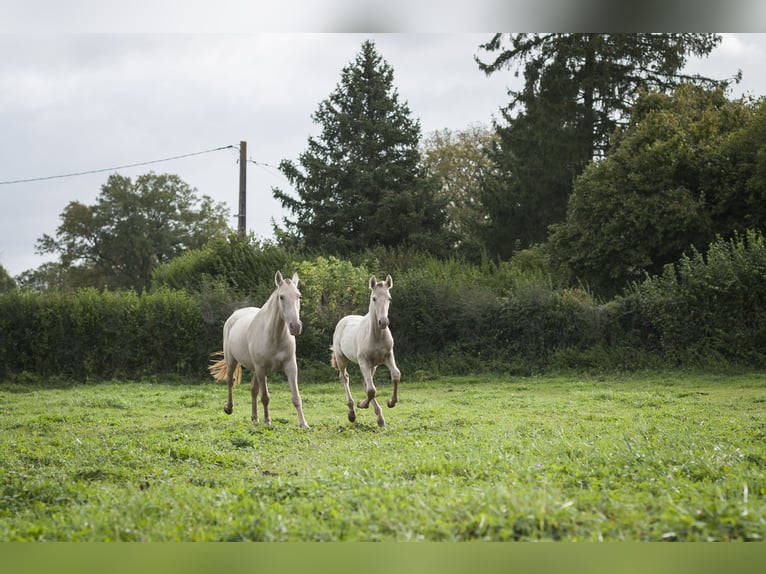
[476,33,732,257]
[548,85,757,296]
[0,264,15,293]
[36,172,230,291]
[273,40,451,256]
[419,125,497,260]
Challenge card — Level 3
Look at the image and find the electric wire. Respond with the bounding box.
[0,145,237,185]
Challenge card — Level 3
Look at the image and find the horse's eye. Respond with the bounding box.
[279,295,284,300]
[372,297,377,302]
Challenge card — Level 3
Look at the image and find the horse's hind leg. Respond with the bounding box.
[224,364,235,415]
[385,352,401,409]
[340,366,356,423]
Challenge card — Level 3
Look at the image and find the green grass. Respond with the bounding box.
[0,372,764,541]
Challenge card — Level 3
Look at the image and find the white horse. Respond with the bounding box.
[209,271,309,428]
[331,275,401,427]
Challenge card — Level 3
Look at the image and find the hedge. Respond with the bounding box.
[2,232,765,379]
[0,288,218,379]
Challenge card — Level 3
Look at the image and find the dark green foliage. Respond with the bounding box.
[33,172,230,292]
[292,255,372,359]
[151,233,293,303]
[625,230,766,366]
[477,34,726,159]
[476,33,728,256]
[0,265,15,293]
[549,86,761,296]
[0,288,215,379]
[4,232,766,379]
[273,40,452,255]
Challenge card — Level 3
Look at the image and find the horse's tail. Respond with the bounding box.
[209,352,242,386]
[329,345,339,371]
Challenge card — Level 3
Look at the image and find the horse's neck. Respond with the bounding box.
[259,291,286,334]
[365,303,384,339]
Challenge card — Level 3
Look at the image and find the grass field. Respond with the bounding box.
[0,371,764,541]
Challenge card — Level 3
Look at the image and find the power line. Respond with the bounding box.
[0,145,237,186]
[246,157,290,184]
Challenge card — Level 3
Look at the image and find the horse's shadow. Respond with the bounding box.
[333,422,383,433]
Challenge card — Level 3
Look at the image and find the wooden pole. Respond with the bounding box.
[238,141,246,237]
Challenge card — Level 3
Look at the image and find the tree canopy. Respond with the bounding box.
[0,265,15,293]
[549,85,761,295]
[420,125,497,260]
[34,172,229,291]
[476,33,732,257]
[272,39,451,256]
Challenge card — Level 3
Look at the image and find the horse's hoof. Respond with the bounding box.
[357,400,369,409]
[223,404,233,415]
[348,412,356,423]
[377,418,386,428]
[387,399,397,408]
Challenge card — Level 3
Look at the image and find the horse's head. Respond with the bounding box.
[275,271,303,336]
[369,274,393,330]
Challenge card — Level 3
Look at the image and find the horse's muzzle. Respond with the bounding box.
[289,321,303,336]
[377,317,390,329]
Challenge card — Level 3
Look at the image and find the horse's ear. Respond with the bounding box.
[369,276,377,290]
[292,273,299,287]
[275,271,284,286]
[385,274,393,289]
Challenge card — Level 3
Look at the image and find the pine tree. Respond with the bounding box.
[273,40,450,255]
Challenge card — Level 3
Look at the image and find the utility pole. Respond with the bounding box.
[238,140,246,237]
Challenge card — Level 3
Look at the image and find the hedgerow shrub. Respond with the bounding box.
[152,233,295,301]
[391,260,497,358]
[625,230,766,366]
[0,288,216,378]
[293,256,371,359]
[4,234,766,380]
[478,286,610,373]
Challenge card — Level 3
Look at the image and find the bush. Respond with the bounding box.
[0,288,219,379]
[293,256,371,360]
[152,234,295,301]
[4,237,765,381]
[625,230,766,366]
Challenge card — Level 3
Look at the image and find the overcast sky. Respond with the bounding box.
[2,27,766,276]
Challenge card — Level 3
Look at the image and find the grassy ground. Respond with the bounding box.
[0,371,764,541]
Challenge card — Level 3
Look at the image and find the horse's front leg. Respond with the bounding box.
[356,361,378,409]
[370,396,386,427]
[249,371,261,423]
[385,352,401,408]
[356,364,385,426]
[284,357,309,429]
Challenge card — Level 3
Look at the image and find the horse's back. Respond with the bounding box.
[333,315,364,363]
[223,307,260,364]
[224,307,260,334]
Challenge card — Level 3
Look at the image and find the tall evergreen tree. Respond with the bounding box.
[273,40,450,255]
[476,33,732,258]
